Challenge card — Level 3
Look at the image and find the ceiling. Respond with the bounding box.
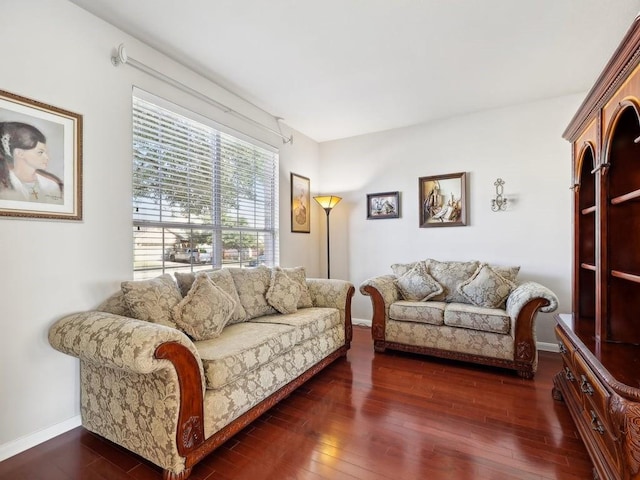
[70,0,640,143]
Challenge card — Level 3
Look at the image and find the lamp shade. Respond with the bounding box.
[313,195,342,210]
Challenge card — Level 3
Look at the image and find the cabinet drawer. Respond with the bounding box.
[574,353,610,418]
[580,406,620,471]
[555,326,576,366]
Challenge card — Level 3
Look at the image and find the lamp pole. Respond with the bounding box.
[323,207,332,279]
[313,195,342,279]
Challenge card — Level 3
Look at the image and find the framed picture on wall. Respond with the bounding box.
[419,172,467,227]
[367,191,400,219]
[291,172,310,233]
[0,89,82,220]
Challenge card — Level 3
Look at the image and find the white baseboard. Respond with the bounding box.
[537,341,560,353]
[352,317,372,327]
[0,415,81,462]
[351,319,559,353]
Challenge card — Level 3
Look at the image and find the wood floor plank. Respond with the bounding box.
[0,326,592,479]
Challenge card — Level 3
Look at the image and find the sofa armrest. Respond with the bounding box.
[49,311,207,459]
[307,278,354,313]
[359,275,399,347]
[306,278,355,344]
[506,282,558,319]
[359,275,399,307]
[505,282,559,376]
[49,311,203,377]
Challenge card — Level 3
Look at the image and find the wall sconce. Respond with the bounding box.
[313,195,342,279]
[491,178,507,212]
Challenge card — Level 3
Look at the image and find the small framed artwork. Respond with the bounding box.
[291,172,310,233]
[367,191,400,219]
[0,89,82,220]
[419,172,467,227]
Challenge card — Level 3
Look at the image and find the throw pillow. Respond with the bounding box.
[206,269,248,324]
[391,259,431,277]
[229,265,278,319]
[121,274,182,328]
[458,263,516,309]
[491,265,520,283]
[428,259,479,303]
[175,269,248,324]
[266,268,302,314]
[172,273,236,340]
[395,262,443,301]
[281,266,313,308]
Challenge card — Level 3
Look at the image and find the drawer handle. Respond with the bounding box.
[558,343,567,354]
[580,375,594,396]
[590,410,605,435]
[564,367,575,382]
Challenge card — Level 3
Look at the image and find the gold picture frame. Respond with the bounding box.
[291,172,310,233]
[0,89,82,220]
[419,172,467,227]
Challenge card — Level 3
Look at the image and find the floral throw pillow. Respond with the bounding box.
[172,273,236,340]
[428,259,479,303]
[280,266,313,308]
[491,265,520,283]
[121,274,182,328]
[266,268,302,314]
[206,269,248,324]
[395,262,443,301]
[229,265,278,319]
[458,263,516,309]
[175,269,247,324]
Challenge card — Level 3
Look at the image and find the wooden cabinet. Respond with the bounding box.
[554,15,640,480]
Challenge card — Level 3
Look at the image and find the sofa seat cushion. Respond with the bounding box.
[389,301,446,325]
[202,324,345,438]
[195,322,298,390]
[443,303,511,334]
[252,307,340,344]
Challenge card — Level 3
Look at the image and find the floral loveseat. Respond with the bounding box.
[49,266,354,480]
[359,259,558,378]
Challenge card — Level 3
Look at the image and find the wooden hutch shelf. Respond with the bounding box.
[553,14,640,480]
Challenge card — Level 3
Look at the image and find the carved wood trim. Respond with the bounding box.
[564,16,640,141]
[361,285,387,343]
[377,340,534,377]
[154,342,205,457]
[513,297,550,366]
[344,285,355,346]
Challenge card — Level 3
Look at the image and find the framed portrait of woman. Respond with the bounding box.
[290,172,310,233]
[0,89,82,220]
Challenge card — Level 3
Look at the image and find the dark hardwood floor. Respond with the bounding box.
[0,326,591,479]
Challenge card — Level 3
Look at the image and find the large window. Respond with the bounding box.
[132,91,279,279]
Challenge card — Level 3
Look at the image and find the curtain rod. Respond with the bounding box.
[111,44,293,144]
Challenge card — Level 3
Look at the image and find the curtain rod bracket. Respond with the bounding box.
[111,43,128,67]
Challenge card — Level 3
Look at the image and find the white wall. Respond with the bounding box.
[0,0,321,458]
[0,0,584,461]
[319,95,581,343]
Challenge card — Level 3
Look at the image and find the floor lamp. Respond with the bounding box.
[313,195,342,279]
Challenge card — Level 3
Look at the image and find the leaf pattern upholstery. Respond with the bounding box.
[48,275,354,479]
[359,260,559,378]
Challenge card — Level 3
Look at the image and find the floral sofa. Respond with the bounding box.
[359,259,558,378]
[49,266,354,480]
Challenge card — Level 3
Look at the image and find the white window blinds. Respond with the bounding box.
[132,93,279,279]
